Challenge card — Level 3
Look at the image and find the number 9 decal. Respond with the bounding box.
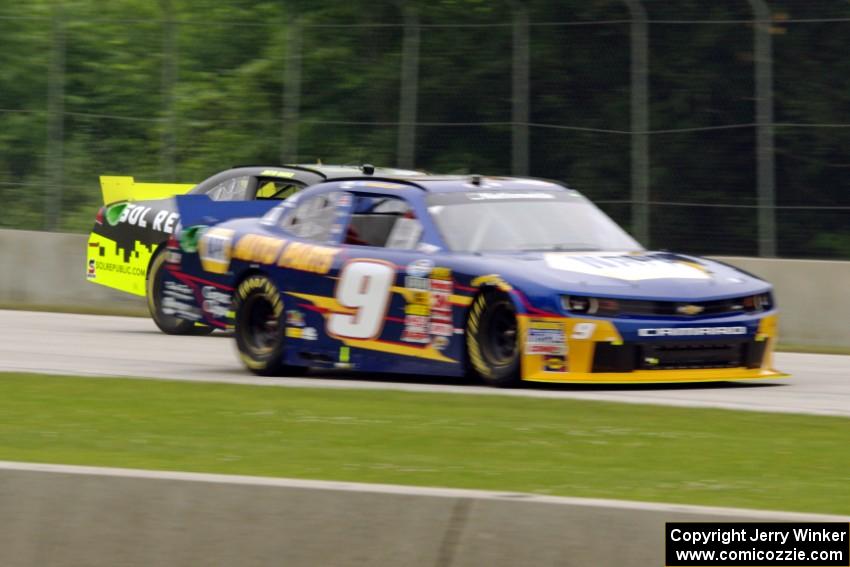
[328,260,396,339]
[570,322,596,340]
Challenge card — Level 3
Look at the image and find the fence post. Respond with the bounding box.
[45,1,66,231]
[281,18,302,164]
[160,0,178,181]
[624,0,649,247]
[396,5,420,169]
[511,1,530,177]
[748,0,776,257]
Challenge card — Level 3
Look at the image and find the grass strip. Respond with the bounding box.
[0,372,847,515]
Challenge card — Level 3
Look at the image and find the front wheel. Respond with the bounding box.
[234,275,306,377]
[147,250,214,335]
[466,290,521,387]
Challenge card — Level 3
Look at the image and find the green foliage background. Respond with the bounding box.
[0,0,848,258]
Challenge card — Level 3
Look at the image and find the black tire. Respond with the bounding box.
[147,250,214,336]
[234,275,306,377]
[466,290,521,387]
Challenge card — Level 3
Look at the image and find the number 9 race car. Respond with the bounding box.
[85,164,426,334]
[159,175,785,386]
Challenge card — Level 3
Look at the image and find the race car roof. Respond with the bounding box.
[227,164,427,180]
[317,175,568,193]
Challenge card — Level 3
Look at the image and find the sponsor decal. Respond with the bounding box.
[526,319,566,355]
[470,274,512,292]
[467,192,555,201]
[637,326,747,337]
[405,276,429,291]
[401,265,455,344]
[407,259,434,278]
[94,260,145,277]
[416,242,440,254]
[117,204,179,233]
[199,228,235,274]
[286,310,305,327]
[162,282,202,320]
[543,356,567,372]
[402,280,431,342]
[87,259,96,279]
[431,336,449,350]
[401,314,430,343]
[152,210,180,233]
[544,253,712,282]
[164,280,193,300]
[201,286,231,319]
[362,181,404,189]
[285,326,318,340]
[431,293,452,314]
[405,302,430,317]
[233,234,286,265]
[430,267,452,281]
[429,268,453,339]
[277,242,338,275]
[260,169,295,178]
[339,346,350,363]
[429,322,453,337]
[385,217,422,250]
[161,296,202,320]
[220,233,339,276]
[676,304,704,316]
[237,277,283,320]
[401,329,430,343]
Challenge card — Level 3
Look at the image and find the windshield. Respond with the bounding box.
[427,191,642,253]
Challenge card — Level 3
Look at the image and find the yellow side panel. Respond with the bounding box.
[100,176,195,205]
[86,233,153,296]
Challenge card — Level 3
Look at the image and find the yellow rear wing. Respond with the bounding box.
[100,175,196,205]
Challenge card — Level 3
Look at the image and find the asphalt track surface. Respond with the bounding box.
[1,310,848,417]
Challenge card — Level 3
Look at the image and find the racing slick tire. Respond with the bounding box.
[147,251,214,336]
[466,289,521,387]
[234,275,307,377]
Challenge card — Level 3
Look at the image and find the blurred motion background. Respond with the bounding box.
[1,0,849,259]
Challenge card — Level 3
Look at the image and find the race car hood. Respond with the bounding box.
[491,251,771,301]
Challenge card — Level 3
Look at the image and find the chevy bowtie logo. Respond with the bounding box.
[676,304,704,315]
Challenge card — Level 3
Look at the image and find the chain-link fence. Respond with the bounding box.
[1,0,849,259]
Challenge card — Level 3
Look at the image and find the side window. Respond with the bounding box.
[280,191,350,243]
[206,176,252,201]
[344,195,422,249]
[255,179,304,200]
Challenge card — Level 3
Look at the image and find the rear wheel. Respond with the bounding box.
[466,290,521,387]
[147,250,214,335]
[234,275,306,377]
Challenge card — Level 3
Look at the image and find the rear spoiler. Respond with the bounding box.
[174,194,279,228]
[100,175,196,205]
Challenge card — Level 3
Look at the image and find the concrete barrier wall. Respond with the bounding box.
[0,462,846,567]
[0,229,145,314]
[0,229,847,347]
[713,256,850,349]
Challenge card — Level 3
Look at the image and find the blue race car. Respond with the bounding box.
[160,175,784,387]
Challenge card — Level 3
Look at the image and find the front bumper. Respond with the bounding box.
[518,313,786,384]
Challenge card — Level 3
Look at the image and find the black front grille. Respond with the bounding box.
[564,293,773,318]
[592,340,767,372]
